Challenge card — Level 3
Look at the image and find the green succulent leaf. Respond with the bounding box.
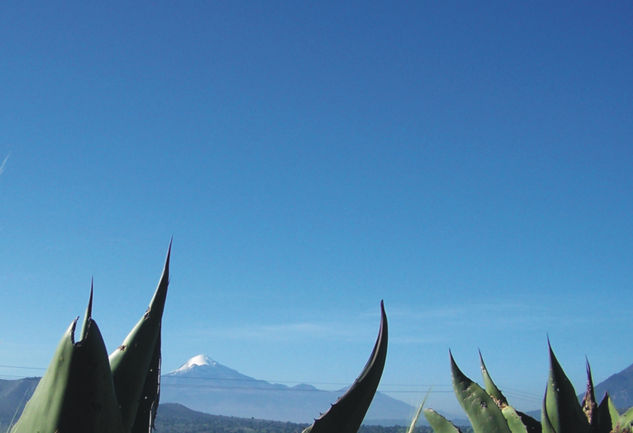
[515,411,542,433]
[10,318,125,433]
[589,394,612,433]
[80,281,94,342]
[541,342,590,433]
[479,351,540,433]
[130,334,161,433]
[479,350,508,407]
[599,394,633,433]
[302,301,388,433]
[423,408,463,433]
[500,407,541,433]
[109,243,171,432]
[450,352,511,433]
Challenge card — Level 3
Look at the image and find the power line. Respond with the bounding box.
[0,365,46,371]
[0,364,539,400]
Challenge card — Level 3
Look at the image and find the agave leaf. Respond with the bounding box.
[479,350,508,407]
[109,243,171,432]
[502,407,527,433]
[80,281,94,341]
[604,395,633,433]
[11,318,125,433]
[541,399,555,433]
[478,351,540,432]
[541,342,590,433]
[621,406,633,425]
[301,301,388,433]
[130,334,161,433]
[581,359,600,430]
[450,352,511,433]
[515,410,542,433]
[592,394,614,433]
[606,394,620,429]
[423,408,463,433]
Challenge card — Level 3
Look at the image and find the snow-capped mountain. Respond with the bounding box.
[160,354,414,424]
[172,354,215,372]
[169,354,259,381]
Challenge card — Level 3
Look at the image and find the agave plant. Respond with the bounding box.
[9,244,171,433]
[8,243,388,433]
[424,343,633,433]
[302,301,388,433]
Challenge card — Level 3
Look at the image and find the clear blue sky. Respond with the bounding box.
[1,1,632,417]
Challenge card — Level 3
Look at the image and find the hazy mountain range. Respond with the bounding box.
[160,354,414,424]
[2,355,633,427]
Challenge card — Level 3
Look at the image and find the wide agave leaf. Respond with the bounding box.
[110,242,171,432]
[10,314,125,433]
[302,301,388,433]
[450,352,511,433]
[10,243,171,433]
[541,342,590,433]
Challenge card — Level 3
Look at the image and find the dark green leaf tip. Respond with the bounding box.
[80,280,94,342]
[585,357,591,374]
[449,352,470,386]
[302,301,388,433]
[87,280,94,319]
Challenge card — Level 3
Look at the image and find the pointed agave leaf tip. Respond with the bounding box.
[585,357,595,392]
[478,349,508,407]
[544,341,591,433]
[449,352,466,382]
[302,301,388,433]
[160,240,171,288]
[166,238,172,270]
[478,349,485,371]
[87,279,94,319]
[80,280,94,342]
[142,241,172,322]
[582,356,597,423]
[108,245,171,431]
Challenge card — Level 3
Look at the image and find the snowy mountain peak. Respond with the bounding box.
[167,355,252,381]
[173,354,217,373]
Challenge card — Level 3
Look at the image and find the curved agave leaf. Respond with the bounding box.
[302,301,388,433]
[479,350,508,406]
[11,317,125,433]
[450,352,511,433]
[541,342,590,433]
[423,408,463,433]
[478,351,540,433]
[109,242,171,432]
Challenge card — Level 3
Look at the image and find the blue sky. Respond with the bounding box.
[1,1,632,417]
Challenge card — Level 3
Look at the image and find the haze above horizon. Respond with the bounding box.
[1,1,632,416]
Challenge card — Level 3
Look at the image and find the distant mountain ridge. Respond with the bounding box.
[4,357,633,427]
[592,363,633,409]
[160,354,415,424]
